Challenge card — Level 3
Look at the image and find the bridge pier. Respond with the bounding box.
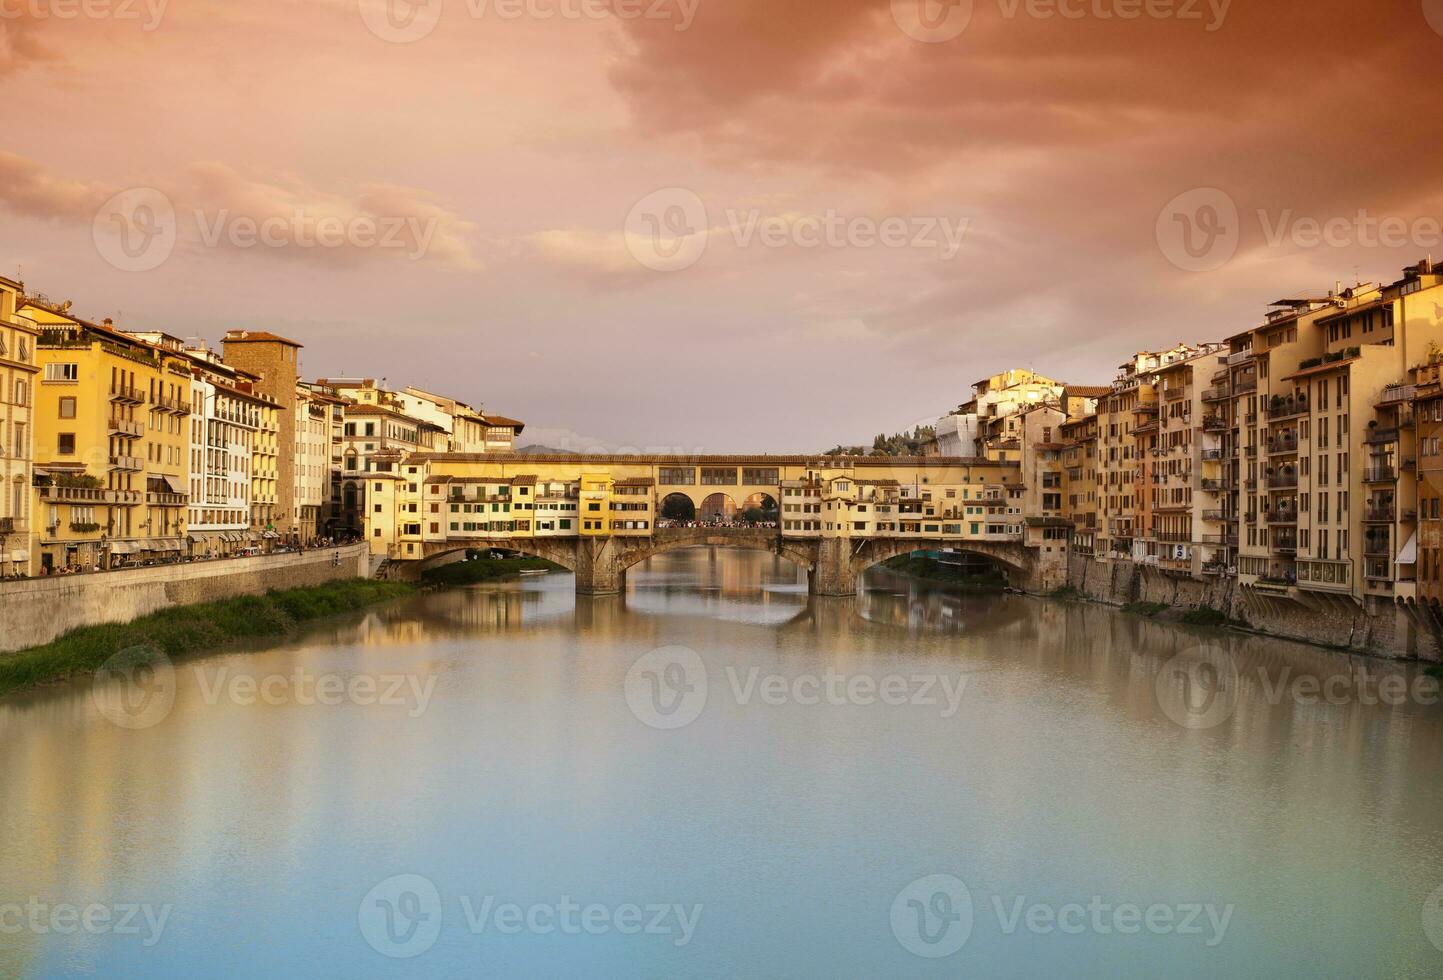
[809,538,859,597]
[573,538,627,595]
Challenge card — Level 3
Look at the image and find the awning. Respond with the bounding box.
[263,530,280,539]
[187,533,205,544]
[1396,531,1418,565]
[109,541,139,555]
[9,550,29,563]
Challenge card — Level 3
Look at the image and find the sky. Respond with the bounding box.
[2,0,1442,453]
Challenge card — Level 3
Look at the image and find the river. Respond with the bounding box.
[2,547,1442,977]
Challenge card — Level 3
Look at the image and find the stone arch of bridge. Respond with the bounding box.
[418,538,579,573]
[614,531,817,577]
[847,538,1029,583]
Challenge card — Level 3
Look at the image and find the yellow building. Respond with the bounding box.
[0,277,39,577]
[21,299,191,572]
[247,390,281,545]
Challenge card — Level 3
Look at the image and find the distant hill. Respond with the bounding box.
[517,445,577,455]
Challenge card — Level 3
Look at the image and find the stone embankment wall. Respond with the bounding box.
[1065,554,1440,662]
[0,545,372,653]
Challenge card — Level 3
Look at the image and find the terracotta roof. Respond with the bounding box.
[1281,356,1361,382]
[1063,386,1111,398]
[509,475,538,485]
[483,415,526,430]
[613,477,656,487]
[223,329,303,347]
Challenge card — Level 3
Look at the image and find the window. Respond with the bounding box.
[45,363,79,382]
[58,396,76,419]
[58,433,76,454]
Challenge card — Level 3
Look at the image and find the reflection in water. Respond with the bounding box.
[1,547,1442,978]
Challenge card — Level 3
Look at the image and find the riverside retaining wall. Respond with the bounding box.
[1065,553,1441,661]
[0,544,372,653]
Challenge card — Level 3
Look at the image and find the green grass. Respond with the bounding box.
[420,556,563,587]
[0,578,415,699]
[1122,600,1170,618]
[1180,605,1229,626]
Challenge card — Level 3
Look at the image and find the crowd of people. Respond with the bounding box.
[2,532,367,581]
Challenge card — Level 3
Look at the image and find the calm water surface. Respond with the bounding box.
[3,547,1443,977]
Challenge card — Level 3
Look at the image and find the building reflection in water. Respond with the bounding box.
[2,547,1443,977]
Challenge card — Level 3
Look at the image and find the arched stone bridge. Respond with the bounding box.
[414,528,1047,596]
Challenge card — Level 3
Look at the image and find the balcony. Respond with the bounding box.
[1378,384,1416,406]
[1201,416,1228,433]
[38,485,141,505]
[1364,538,1391,558]
[1243,412,1258,426]
[109,454,143,471]
[1264,507,1298,524]
[1272,536,1298,554]
[1234,378,1257,394]
[1201,387,1230,403]
[1364,426,1400,445]
[1267,397,1309,420]
[1201,509,1227,522]
[1364,505,1396,523]
[1200,448,1225,461]
[1364,466,1398,483]
[1226,349,1255,366]
[146,491,188,507]
[1200,478,1227,493]
[1155,532,1192,543]
[1266,473,1298,489]
[108,416,145,438]
[1164,386,1188,401]
[1267,435,1298,455]
[1199,533,1227,545]
[157,394,191,415]
[110,383,144,404]
[1256,574,1296,590]
[1244,444,1258,458]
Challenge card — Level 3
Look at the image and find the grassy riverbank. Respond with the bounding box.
[879,555,1009,591]
[420,555,564,587]
[0,578,415,699]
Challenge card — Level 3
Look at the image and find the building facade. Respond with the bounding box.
[0,277,39,577]
[22,300,191,572]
